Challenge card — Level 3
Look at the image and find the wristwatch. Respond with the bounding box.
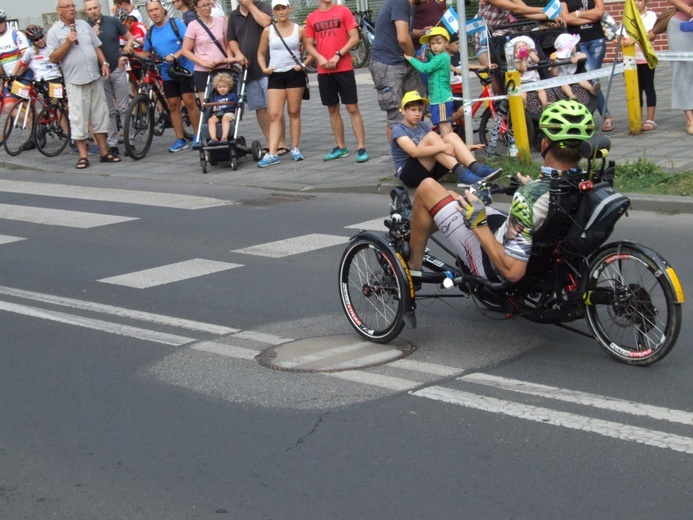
[335,50,342,57]
[102,61,109,67]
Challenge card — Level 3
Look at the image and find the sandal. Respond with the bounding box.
[641,120,657,131]
[602,117,614,132]
[76,157,89,169]
[277,147,290,156]
[687,124,693,136]
[100,153,122,163]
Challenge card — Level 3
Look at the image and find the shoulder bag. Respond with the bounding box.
[651,6,677,36]
[271,21,310,101]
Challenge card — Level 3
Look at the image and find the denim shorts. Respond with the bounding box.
[245,77,268,111]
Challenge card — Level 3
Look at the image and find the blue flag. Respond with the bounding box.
[441,7,459,34]
[543,0,562,21]
[466,17,486,35]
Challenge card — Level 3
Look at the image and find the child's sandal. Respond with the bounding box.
[642,120,657,131]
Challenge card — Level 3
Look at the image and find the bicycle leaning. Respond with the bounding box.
[123,55,194,160]
[33,79,71,157]
[338,136,685,366]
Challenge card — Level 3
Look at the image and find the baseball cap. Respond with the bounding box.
[401,90,429,108]
[272,0,290,7]
[420,26,450,45]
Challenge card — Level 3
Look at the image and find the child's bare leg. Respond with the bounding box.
[438,121,453,137]
[561,84,576,100]
[221,113,233,140]
[579,81,596,95]
[538,89,548,108]
[208,115,219,140]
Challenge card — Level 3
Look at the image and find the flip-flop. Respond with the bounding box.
[100,153,122,163]
[76,157,89,169]
[277,147,290,156]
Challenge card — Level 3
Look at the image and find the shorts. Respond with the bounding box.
[431,196,502,280]
[369,60,427,128]
[268,68,306,90]
[429,101,454,125]
[245,77,268,111]
[163,76,195,98]
[65,79,110,140]
[317,70,358,106]
[397,157,449,188]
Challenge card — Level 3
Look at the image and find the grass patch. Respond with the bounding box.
[440,155,693,196]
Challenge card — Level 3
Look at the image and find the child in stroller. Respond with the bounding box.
[206,72,238,145]
[549,33,601,103]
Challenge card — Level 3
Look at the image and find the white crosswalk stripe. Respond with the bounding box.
[0,180,232,209]
[0,203,138,228]
[0,234,25,245]
[231,233,350,258]
[98,258,244,288]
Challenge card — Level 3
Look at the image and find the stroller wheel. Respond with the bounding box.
[251,140,263,161]
[230,156,238,171]
[200,158,207,174]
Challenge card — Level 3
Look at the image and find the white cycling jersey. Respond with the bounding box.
[19,46,63,81]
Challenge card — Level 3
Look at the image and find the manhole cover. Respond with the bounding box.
[257,335,416,373]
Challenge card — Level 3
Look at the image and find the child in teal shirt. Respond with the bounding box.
[405,27,454,136]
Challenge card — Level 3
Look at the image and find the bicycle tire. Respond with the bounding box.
[338,237,407,343]
[351,29,371,69]
[34,104,71,157]
[585,244,682,366]
[478,100,534,156]
[123,93,154,160]
[3,101,36,156]
[0,104,9,147]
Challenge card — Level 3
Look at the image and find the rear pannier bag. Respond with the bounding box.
[562,182,630,255]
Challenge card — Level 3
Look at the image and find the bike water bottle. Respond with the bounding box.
[504,36,516,73]
[508,135,519,157]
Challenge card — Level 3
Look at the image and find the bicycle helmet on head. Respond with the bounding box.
[24,24,45,42]
[115,8,128,22]
[539,100,595,146]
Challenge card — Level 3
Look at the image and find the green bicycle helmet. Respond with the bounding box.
[539,100,595,145]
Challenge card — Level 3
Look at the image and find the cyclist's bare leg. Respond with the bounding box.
[408,178,456,271]
[344,102,366,150]
[181,92,200,132]
[166,96,186,139]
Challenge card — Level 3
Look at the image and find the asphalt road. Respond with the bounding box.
[1,168,692,519]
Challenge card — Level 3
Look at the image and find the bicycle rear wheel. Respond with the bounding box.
[479,100,534,156]
[585,244,682,365]
[0,104,9,147]
[124,93,154,160]
[351,29,371,69]
[35,104,71,157]
[338,237,407,343]
[3,101,36,156]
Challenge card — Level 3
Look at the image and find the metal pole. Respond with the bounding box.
[456,0,474,144]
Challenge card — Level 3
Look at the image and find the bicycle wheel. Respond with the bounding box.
[351,29,371,69]
[478,100,534,156]
[585,244,683,365]
[3,101,36,156]
[0,104,9,147]
[338,237,407,343]
[34,104,71,157]
[123,93,154,160]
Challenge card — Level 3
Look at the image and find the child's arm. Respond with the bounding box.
[405,53,449,74]
[395,132,450,160]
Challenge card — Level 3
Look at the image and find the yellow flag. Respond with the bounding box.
[623,0,658,69]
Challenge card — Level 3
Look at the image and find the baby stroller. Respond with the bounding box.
[485,25,599,151]
[195,65,263,173]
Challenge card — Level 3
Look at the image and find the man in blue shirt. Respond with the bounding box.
[141,0,200,152]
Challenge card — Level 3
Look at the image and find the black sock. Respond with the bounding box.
[467,161,482,175]
[452,163,467,178]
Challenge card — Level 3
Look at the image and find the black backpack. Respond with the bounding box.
[146,17,183,56]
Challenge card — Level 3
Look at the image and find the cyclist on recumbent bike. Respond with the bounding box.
[406,100,595,290]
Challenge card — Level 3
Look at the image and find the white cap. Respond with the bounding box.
[272,0,290,7]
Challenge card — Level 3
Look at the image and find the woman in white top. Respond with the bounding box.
[180,0,232,97]
[256,0,312,166]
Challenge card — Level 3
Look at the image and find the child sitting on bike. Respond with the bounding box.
[206,72,237,145]
[550,33,601,102]
[391,90,501,188]
[404,27,454,137]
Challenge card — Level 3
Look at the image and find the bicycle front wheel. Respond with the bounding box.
[351,30,371,69]
[124,93,154,160]
[35,104,71,157]
[585,244,683,365]
[338,237,407,343]
[3,101,36,156]
[479,100,533,156]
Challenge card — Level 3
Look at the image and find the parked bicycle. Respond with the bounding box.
[123,55,194,160]
[3,77,49,156]
[33,80,71,157]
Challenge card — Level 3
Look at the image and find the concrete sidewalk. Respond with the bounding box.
[1,62,692,212]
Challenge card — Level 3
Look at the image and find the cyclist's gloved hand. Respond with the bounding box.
[460,196,488,230]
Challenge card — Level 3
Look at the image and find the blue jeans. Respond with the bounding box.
[580,37,609,116]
